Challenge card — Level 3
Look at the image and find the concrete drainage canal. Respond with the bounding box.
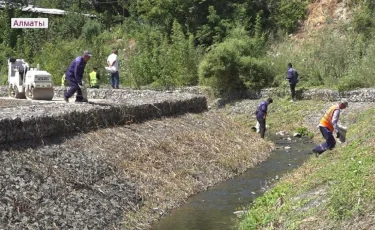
[150,134,316,230]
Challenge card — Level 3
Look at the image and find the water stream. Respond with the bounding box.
[150,134,316,230]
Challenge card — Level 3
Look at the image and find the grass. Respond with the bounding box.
[238,101,375,230]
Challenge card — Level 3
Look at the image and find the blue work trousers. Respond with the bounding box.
[313,126,336,155]
[65,78,83,102]
[256,116,266,139]
[110,71,119,88]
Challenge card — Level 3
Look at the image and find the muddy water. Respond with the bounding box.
[150,135,316,230]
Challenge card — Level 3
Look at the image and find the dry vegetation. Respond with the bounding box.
[74,110,274,229]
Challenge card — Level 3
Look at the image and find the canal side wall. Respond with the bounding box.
[0,89,207,144]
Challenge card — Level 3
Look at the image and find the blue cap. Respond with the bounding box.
[83,50,92,57]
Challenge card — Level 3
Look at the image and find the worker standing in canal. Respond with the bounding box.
[255,98,273,139]
[312,100,348,157]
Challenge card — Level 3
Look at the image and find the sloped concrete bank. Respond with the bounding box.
[0,89,207,144]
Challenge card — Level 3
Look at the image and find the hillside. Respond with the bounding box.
[293,0,352,40]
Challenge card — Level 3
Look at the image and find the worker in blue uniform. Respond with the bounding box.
[64,50,92,102]
[255,98,273,138]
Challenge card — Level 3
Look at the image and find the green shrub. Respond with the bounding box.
[82,20,102,44]
[152,20,202,88]
[33,40,84,84]
[337,76,366,92]
[198,38,244,94]
[238,56,273,90]
[269,0,308,33]
[0,43,16,84]
[351,6,375,38]
[295,126,313,138]
[198,25,271,95]
[124,21,202,89]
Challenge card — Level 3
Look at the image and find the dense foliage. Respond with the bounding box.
[1,0,375,93]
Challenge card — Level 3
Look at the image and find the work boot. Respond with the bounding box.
[75,99,88,103]
[312,148,320,157]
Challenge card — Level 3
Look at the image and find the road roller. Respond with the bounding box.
[8,58,54,100]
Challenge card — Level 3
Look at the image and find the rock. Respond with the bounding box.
[276,131,287,136]
[233,210,246,217]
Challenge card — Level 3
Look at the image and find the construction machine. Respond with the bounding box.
[8,58,54,100]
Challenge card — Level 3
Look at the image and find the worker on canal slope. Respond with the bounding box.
[312,100,348,157]
[255,98,273,139]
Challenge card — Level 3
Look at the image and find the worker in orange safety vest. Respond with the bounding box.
[312,100,348,157]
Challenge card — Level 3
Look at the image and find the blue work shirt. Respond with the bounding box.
[256,101,269,119]
[286,67,298,84]
[66,56,87,82]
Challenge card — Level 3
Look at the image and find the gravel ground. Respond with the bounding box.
[0,138,141,230]
[0,99,32,108]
